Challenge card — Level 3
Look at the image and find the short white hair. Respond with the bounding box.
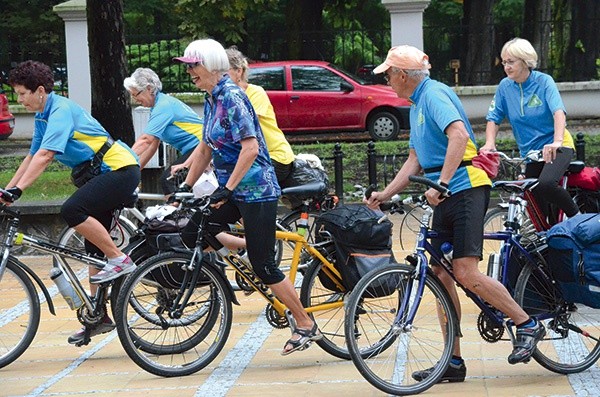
[183,39,230,74]
[124,68,162,94]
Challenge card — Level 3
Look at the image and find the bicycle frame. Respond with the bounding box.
[401,202,543,335]
[179,196,345,321]
[1,205,112,315]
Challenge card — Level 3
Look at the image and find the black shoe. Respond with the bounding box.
[508,320,546,364]
[412,360,466,383]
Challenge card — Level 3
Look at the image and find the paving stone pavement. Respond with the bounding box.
[2,251,599,397]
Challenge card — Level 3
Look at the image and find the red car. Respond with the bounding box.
[0,89,15,140]
[248,60,410,141]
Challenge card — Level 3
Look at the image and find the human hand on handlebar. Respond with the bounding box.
[0,187,22,204]
[209,186,232,208]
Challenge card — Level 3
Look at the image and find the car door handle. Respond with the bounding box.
[290,95,300,101]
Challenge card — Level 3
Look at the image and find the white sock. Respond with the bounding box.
[108,254,127,265]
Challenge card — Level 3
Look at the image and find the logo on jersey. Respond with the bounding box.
[527,94,542,108]
[488,98,496,112]
[417,108,425,126]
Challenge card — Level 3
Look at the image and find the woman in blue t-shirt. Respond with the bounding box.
[124,68,203,197]
[482,38,579,223]
[2,61,140,345]
[174,39,321,355]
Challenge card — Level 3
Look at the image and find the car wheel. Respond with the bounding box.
[368,111,400,141]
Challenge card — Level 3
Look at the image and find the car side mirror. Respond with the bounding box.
[340,80,354,92]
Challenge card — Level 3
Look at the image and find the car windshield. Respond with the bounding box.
[328,63,371,85]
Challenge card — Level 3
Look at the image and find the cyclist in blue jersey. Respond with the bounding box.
[366,46,545,382]
[124,68,203,197]
[481,37,579,224]
[174,39,321,356]
[2,61,140,344]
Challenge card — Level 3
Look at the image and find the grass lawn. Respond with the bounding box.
[0,170,75,202]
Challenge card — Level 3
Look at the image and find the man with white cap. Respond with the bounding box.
[365,45,545,382]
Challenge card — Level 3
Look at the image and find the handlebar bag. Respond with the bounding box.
[546,213,600,308]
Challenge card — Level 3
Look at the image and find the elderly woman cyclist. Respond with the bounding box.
[174,39,322,355]
[124,67,203,197]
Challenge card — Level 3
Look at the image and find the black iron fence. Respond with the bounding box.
[3,18,598,102]
[323,133,588,202]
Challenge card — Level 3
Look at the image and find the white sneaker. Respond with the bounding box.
[90,256,135,284]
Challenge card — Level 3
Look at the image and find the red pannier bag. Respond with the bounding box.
[567,167,600,191]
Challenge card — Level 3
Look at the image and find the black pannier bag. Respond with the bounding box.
[315,204,398,296]
[126,207,207,289]
[546,213,600,308]
[281,157,329,209]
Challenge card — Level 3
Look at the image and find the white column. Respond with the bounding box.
[382,0,431,50]
[53,0,91,111]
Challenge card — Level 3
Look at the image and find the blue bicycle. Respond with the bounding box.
[344,175,600,395]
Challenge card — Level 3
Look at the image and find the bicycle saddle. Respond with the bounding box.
[121,191,139,209]
[492,178,539,193]
[567,161,585,175]
[281,182,328,200]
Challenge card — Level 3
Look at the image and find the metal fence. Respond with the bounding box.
[2,18,597,101]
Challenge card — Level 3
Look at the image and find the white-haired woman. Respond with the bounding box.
[481,37,579,223]
[124,67,203,196]
[174,39,321,355]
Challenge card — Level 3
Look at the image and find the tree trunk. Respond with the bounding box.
[285,0,326,60]
[523,0,552,71]
[567,0,600,81]
[460,0,495,85]
[86,0,134,145]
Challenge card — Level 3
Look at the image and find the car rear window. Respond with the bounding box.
[248,67,285,91]
[291,66,345,91]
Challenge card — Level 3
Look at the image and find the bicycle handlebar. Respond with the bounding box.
[408,175,451,197]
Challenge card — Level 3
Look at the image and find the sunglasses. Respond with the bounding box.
[185,62,202,70]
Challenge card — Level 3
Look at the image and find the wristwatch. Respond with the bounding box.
[437,180,449,188]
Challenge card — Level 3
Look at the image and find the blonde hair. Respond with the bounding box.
[225,46,249,82]
[501,38,538,69]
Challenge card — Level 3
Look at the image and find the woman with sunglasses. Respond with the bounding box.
[174,39,321,355]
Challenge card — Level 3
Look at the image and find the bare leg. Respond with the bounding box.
[453,257,528,324]
[269,277,317,353]
[74,216,123,295]
[432,266,462,357]
[215,232,246,251]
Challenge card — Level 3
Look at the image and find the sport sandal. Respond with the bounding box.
[281,322,323,356]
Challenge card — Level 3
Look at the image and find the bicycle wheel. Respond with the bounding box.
[514,258,600,374]
[115,251,233,377]
[58,215,137,251]
[299,248,348,359]
[345,263,458,396]
[0,257,41,368]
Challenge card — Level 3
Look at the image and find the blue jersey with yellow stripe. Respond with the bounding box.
[408,77,490,194]
[146,92,203,154]
[30,92,138,172]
